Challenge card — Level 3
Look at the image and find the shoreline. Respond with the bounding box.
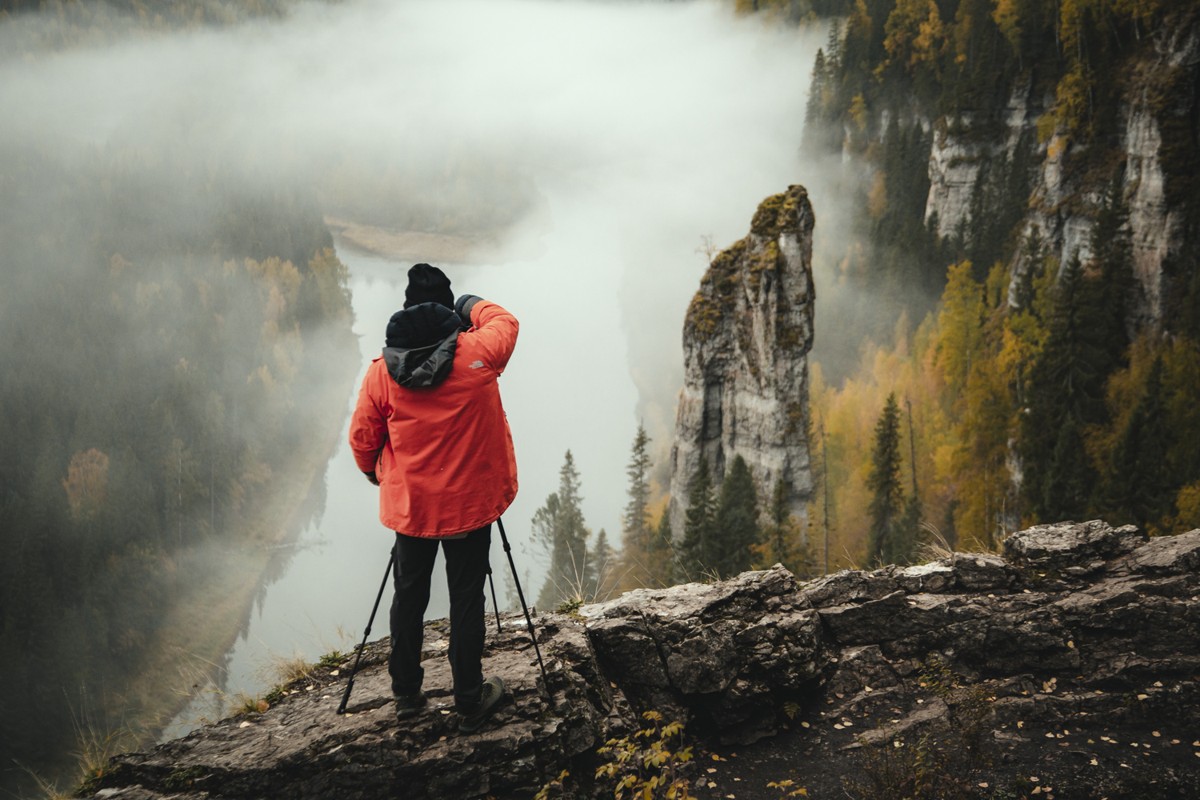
[323,217,500,264]
[109,363,359,764]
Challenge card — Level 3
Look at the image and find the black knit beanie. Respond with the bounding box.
[404,263,454,309]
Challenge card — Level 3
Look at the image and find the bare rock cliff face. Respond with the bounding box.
[77,522,1200,799]
[923,16,1199,325]
[666,184,816,534]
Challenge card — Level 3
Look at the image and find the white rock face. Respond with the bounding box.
[667,185,815,537]
[925,91,1034,240]
[1124,100,1171,323]
[922,38,1196,328]
[924,129,979,238]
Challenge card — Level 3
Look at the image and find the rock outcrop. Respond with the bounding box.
[666,184,816,535]
[921,14,1200,326]
[78,522,1200,799]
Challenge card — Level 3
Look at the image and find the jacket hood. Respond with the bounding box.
[382,303,464,388]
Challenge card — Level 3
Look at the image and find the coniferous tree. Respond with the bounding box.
[534,451,591,608]
[589,528,617,601]
[678,456,718,580]
[894,493,923,565]
[1020,256,1104,521]
[867,393,904,565]
[1087,179,1136,374]
[651,510,677,586]
[754,476,813,577]
[892,397,924,565]
[618,424,654,587]
[714,455,760,579]
[1103,356,1172,531]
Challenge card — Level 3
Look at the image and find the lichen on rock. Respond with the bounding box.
[670,185,816,536]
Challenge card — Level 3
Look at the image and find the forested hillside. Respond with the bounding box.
[0,3,359,791]
[528,1,1199,605]
[796,0,1200,565]
[0,147,357,794]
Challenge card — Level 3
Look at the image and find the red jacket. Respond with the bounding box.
[349,300,518,536]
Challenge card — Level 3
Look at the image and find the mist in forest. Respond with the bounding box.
[0,1,827,789]
[2,0,826,537]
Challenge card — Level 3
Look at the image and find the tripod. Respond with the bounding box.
[336,518,548,713]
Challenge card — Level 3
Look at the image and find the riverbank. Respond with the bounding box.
[45,345,360,796]
[324,217,498,264]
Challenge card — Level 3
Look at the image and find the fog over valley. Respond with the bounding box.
[0,0,825,791]
[2,0,823,537]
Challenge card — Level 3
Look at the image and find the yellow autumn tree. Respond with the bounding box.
[881,0,945,75]
[63,448,110,522]
[934,261,985,399]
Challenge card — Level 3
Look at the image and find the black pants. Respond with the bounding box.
[389,524,491,711]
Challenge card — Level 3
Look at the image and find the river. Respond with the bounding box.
[165,232,642,737]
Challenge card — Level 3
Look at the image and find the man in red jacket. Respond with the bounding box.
[349,263,518,733]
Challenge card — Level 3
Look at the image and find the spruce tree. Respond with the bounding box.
[1104,357,1172,531]
[755,476,813,577]
[589,528,616,601]
[619,424,654,587]
[534,451,591,609]
[1087,180,1136,376]
[867,393,904,565]
[1020,256,1104,521]
[714,455,759,579]
[678,456,717,581]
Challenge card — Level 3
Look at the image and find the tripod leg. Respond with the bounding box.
[486,565,502,635]
[496,517,549,691]
[337,543,396,714]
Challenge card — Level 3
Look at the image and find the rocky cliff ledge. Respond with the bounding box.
[667,184,816,534]
[79,522,1199,799]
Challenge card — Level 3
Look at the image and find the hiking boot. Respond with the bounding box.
[394,691,427,721]
[457,676,508,733]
